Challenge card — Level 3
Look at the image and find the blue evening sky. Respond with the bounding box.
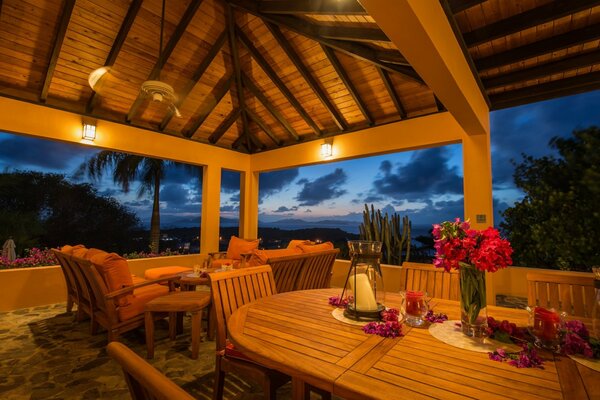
[1,90,598,232]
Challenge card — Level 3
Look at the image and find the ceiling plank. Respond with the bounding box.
[447,0,487,14]
[227,0,423,83]
[266,23,346,131]
[476,24,600,71]
[126,0,203,123]
[237,27,322,136]
[464,0,600,47]
[184,76,233,138]
[483,50,600,89]
[490,70,600,110]
[321,45,374,126]
[40,0,76,102]
[245,108,281,146]
[258,0,367,15]
[87,0,143,113]
[315,25,389,43]
[377,67,406,119]
[208,107,242,143]
[242,73,300,141]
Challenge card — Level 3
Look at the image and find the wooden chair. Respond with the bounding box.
[527,271,595,317]
[107,342,195,400]
[209,265,289,400]
[294,249,339,291]
[52,250,79,314]
[400,262,460,301]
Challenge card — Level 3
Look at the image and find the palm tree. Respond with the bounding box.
[79,152,197,254]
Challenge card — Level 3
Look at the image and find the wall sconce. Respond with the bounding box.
[82,118,96,141]
[320,138,333,158]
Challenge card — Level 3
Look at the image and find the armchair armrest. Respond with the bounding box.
[105,275,181,299]
[208,251,227,260]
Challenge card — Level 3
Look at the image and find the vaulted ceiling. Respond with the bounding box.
[0,0,598,154]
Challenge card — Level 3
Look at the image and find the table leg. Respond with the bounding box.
[176,311,184,334]
[191,311,200,359]
[168,312,177,340]
[145,311,154,359]
[292,377,307,400]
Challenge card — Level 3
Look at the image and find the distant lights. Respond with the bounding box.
[320,138,333,158]
[82,118,97,141]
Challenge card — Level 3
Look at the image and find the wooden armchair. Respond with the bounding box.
[400,262,460,301]
[107,342,195,400]
[209,266,289,400]
[208,236,260,268]
[267,249,339,293]
[71,255,180,341]
[527,271,595,317]
[52,249,83,315]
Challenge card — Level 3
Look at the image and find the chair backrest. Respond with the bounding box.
[527,271,595,317]
[61,252,97,312]
[266,254,306,293]
[52,249,79,299]
[400,262,460,301]
[293,249,339,291]
[73,256,120,323]
[107,342,195,400]
[209,265,277,351]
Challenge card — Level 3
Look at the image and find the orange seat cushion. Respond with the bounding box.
[61,244,85,255]
[90,252,134,306]
[224,340,253,362]
[144,266,192,280]
[117,284,169,322]
[248,248,302,267]
[298,242,334,253]
[131,275,146,285]
[71,247,89,259]
[226,236,260,260]
[84,248,107,260]
[287,240,312,250]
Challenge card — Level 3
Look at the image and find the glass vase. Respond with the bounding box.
[459,263,488,338]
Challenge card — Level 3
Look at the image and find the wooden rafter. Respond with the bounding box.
[242,73,299,141]
[377,67,406,119]
[315,25,389,43]
[447,0,487,14]
[245,108,281,146]
[227,0,423,83]
[126,0,203,123]
[483,50,600,90]
[40,0,76,102]
[464,0,600,47]
[160,30,227,131]
[184,76,233,138]
[237,27,322,136]
[490,71,600,110]
[321,45,373,126]
[266,23,346,131]
[258,0,366,15]
[87,0,143,113]
[208,107,242,143]
[476,24,600,71]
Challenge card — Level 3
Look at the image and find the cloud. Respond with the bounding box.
[161,183,189,204]
[259,168,300,202]
[220,204,239,212]
[273,205,298,213]
[295,168,347,206]
[221,170,240,193]
[164,164,201,185]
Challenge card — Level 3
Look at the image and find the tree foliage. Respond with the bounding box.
[0,171,140,254]
[501,127,600,271]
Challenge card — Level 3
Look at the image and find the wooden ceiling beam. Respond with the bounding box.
[315,25,389,43]
[377,67,406,119]
[242,73,299,141]
[245,108,281,146]
[483,50,600,90]
[208,107,242,143]
[447,0,487,14]
[258,0,367,15]
[87,0,143,113]
[160,30,227,131]
[476,24,600,71]
[322,45,374,126]
[126,0,203,123]
[237,27,322,136]
[266,23,346,131]
[227,0,423,83]
[40,0,76,102]
[490,70,600,110]
[184,76,233,138]
[464,0,600,47]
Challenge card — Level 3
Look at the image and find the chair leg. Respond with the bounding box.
[168,312,177,340]
[76,307,86,322]
[213,358,225,400]
[145,311,155,359]
[108,329,119,343]
[90,318,100,335]
[66,297,74,313]
[191,311,200,360]
[265,379,278,400]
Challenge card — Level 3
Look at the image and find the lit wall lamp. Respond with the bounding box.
[82,118,96,141]
[321,138,333,158]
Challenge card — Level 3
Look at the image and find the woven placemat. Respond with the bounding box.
[428,320,521,353]
[569,355,600,372]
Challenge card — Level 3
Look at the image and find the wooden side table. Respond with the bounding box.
[180,271,216,341]
[144,291,211,359]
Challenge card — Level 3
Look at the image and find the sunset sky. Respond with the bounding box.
[1,90,599,231]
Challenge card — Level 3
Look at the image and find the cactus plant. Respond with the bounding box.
[358,204,411,265]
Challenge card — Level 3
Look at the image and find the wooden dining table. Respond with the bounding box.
[227,288,599,400]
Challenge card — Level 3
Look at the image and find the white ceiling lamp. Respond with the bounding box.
[321,138,333,158]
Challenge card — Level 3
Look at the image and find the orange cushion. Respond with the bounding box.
[248,248,302,267]
[71,247,89,259]
[90,252,133,306]
[224,340,253,362]
[61,244,85,255]
[298,242,334,253]
[144,266,192,280]
[287,240,312,250]
[226,236,260,260]
[117,284,169,322]
[131,276,146,285]
[84,248,107,260]
[211,258,235,268]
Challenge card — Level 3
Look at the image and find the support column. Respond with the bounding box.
[239,170,259,239]
[200,164,221,254]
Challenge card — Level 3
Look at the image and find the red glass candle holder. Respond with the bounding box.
[403,291,428,327]
[529,306,562,351]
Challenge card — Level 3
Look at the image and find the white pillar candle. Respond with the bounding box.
[349,273,378,311]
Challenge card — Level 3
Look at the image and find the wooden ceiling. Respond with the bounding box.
[0,1,597,154]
